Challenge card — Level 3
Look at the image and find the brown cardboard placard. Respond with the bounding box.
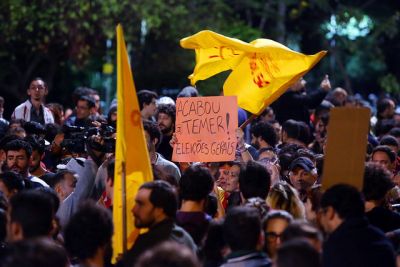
[322,107,370,190]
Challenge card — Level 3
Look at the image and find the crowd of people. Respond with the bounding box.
[0,75,400,267]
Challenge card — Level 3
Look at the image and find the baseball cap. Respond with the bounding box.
[289,157,315,172]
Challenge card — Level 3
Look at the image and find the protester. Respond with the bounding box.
[319,184,396,267]
[11,78,54,125]
[222,207,272,267]
[121,180,196,267]
[156,104,176,161]
[138,90,158,121]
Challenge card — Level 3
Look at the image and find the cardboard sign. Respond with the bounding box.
[172,96,238,162]
[322,107,371,190]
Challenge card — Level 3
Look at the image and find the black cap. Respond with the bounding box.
[289,157,315,172]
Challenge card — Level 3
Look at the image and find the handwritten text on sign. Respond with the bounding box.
[172,96,238,162]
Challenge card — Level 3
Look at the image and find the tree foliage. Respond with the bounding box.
[0,0,399,116]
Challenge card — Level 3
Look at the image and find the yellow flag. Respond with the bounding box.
[180,30,327,115]
[113,24,153,262]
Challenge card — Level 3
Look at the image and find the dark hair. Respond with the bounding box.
[276,239,321,267]
[179,165,214,201]
[320,184,365,219]
[281,221,322,244]
[295,148,316,163]
[72,87,94,104]
[380,135,399,148]
[4,139,33,158]
[136,241,200,267]
[44,123,62,143]
[64,200,113,260]
[371,145,396,163]
[377,98,395,119]
[223,207,261,251]
[46,103,64,125]
[35,187,60,215]
[263,210,293,231]
[157,104,176,124]
[389,127,400,138]
[24,135,45,155]
[138,90,158,110]
[2,238,68,267]
[78,95,96,109]
[251,121,278,147]
[239,161,271,199]
[140,180,178,218]
[29,77,48,89]
[9,190,54,238]
[282,120,311,145]
[375,119,396,137]
[202,220,226,266]
[0,171,25,193]
[143,119,162,147]
[48,170,75,189]
[0,135,22,150]
[363,162,394,201]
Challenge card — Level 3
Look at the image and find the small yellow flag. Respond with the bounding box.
[113,24,153,262]
[180,30,327,115]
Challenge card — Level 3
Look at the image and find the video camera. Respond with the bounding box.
[61,123,116,153]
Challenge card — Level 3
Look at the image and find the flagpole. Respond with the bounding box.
[240,114,257,129]
[121,161,127,253]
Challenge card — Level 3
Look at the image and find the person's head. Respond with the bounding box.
[177,86,199,98]
[27,78,48,103]
[156,104,176,135]
[371,145,396,172]
[46,103,64,125]
[64,201,113,264]
[276,239,321,267]
[377,98,396,120]
[24,135,45,173]
[105,159,115,200]
[48,170,77,202]
[257,147,278,163]
[289,77,306,92]
[263,210,293,258]
[76,95,96,120]
[267,181,305,219]
[379,135,399,154]
[107,105,117,128]
[89,90,101,114]
[288,157,318,196]
[259,107,275,122]
[363,162,394,203]
[132,180,178,228]
[8,190,54,241]
[239,161,271,200]
[143,120,162,153]
[0,172,25,200]
[329,87,348,107]
[135,241,200,267]
[138,90,158,119]
[224,207,263,252]
[4,139,32,177]
[179,165,214,202]
[2,238,69,267]
[282,120,310,146]
[251,121,278,149]
[319,184,364,234]
[225,162,241,193]
[281,221,323,252]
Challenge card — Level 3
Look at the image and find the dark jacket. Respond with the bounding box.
[366,206,400,233]
[323,217,396,267]
[120,219,196,267]
[272,88,327,125]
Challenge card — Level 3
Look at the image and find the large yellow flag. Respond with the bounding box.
[180,30,327,115]
[113,24,153,261]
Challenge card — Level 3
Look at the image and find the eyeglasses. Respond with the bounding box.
[265,231,282,241]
